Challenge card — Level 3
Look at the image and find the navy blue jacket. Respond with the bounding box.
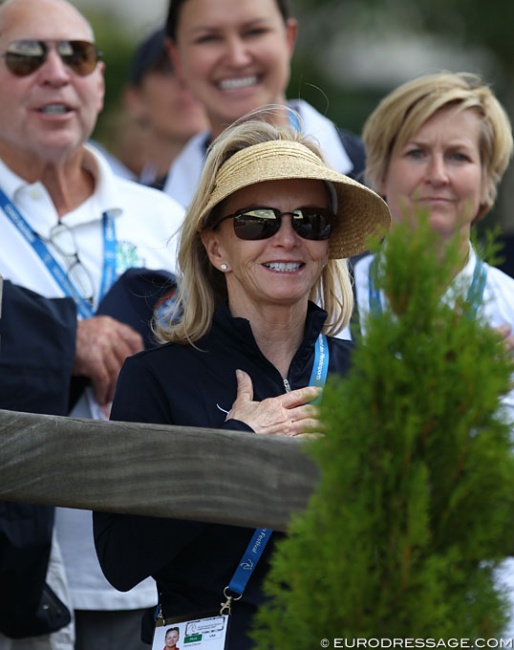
[0,281,76,415]
[94,301,353,648]
[0,281,76,638]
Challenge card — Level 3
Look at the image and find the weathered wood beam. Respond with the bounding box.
[0,409,319,532]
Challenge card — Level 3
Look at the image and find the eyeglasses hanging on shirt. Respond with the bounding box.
[36,222,95,307]
[0,186,118,319]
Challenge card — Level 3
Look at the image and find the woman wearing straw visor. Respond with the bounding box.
[94,117,390,649]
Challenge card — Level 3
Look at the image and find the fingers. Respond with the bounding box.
[225,369,254,421]
[73,316,144,405]
[255,403,321,437]
[495,324,511,337]
[281,385,322,408]
[235,369,254,401]
[280,409,320,438]
[493,324,514,354]
[293,432,325,440]
[226,369,322,436]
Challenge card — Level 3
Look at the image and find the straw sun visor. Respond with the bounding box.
[199,141,391,259]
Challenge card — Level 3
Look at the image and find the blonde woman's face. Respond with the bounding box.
[201,178,330,317]
[171,0,296,137]
[381,106,485,247]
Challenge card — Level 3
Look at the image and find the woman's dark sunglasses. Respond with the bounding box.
[215,207,334,241]
[1,40,102,77]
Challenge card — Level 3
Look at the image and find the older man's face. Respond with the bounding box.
[0,0,104,173]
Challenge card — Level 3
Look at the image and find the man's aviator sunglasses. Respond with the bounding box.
[1,40,102,77]
[214,207,334,241]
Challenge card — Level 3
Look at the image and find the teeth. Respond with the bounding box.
[41,104,69,114]
[218,76,257,91]
[265,262,301,272]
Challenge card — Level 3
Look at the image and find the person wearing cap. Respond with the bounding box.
[97,27,208,185]
[93,115,390,650]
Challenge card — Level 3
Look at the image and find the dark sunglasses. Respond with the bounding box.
[1,40,102,77]
[215,207,334,241]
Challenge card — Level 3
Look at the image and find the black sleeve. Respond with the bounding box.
[94,354,207,592]
[0,280,77,416]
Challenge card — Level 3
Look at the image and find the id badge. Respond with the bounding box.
[152,613,229,650]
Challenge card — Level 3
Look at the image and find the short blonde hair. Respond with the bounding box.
[157,118,355,345]
[363,71,513,222]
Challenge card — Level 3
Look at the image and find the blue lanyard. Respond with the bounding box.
[0,187,117,318]
[463,256,487,318]
[101,211,118,304]
[223,334,329,609]
[368,257,383,319]
[368,255,487,320]
[226,528,273,598]
[288,109,301,132]
[309,333,329,404]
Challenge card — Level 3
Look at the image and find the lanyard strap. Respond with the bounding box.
[223,334,329,608]
[368,256,382,319]
[288,109,301,132]
[309,332,329,404]
[0,187,117,318]
[226,527,273,598]
[368,255,487,319]
[101,210,118,303]
[463,256,487,319]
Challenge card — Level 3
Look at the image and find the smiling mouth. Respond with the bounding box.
[218,76,258,91]
[264,262,303,272]
[39,104,71,115]
[417,197,452,202]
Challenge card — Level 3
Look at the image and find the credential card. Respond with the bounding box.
[152,614,229,650]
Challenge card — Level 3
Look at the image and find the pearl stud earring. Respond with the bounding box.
[221,264,228,271]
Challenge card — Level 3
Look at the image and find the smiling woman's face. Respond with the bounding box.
[171,0,296,137]
[381,106,485,248]
[201,178,331,317]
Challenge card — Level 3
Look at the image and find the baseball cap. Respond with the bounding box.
[129,28,172,86]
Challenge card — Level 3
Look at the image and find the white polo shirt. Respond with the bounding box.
[353,244,514,416]
[0,145,182,304]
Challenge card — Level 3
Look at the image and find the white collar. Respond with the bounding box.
[163,131,210,209]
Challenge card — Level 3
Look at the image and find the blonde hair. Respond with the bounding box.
[157,117,354,345]
[363,71,513,222]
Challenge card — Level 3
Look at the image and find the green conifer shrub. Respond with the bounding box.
[252,218,514,648]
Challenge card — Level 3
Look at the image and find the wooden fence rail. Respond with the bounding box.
[0,409,319,532]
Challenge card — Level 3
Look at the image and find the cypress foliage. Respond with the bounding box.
[252,218,514,648]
